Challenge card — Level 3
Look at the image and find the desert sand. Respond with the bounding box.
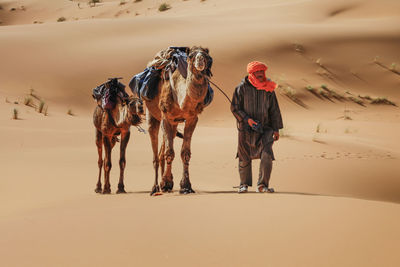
[1,0,400,266]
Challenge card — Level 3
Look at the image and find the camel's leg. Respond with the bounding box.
[179,116,198,194]
[160,118,177,192]
[159,136,166,179]
[148,114,161,195]
[102,135,113,194]
[116,130,130,194]
[95,129,103,193]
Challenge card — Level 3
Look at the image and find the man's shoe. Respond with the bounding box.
[238,185,248,193]
[257,185,275,193]
[256,185,265,193]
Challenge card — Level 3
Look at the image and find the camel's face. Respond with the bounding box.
[194,53,206,71]
[128,97,144,126]
[188,47,212,75]
[128,97,144,116]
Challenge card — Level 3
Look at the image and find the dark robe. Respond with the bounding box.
[231,77,283,161]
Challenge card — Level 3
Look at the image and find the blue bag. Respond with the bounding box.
[129,67,160,101]
[204,84,214,107]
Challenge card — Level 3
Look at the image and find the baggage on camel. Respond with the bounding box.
[129,46,214,106]
[92,78,129,110]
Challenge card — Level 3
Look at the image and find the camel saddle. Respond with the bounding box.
[92,78,129,110]
[129,46,214,106]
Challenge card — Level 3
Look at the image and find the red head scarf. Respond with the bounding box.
[247,61,277,92]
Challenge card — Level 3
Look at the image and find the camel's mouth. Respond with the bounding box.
[194,54,206,71]
[131,114,143,126]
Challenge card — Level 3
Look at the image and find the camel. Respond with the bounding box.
[93,92,144,194]
[145,46,213,195]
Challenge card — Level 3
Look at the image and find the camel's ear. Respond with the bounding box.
[204,48,209,54]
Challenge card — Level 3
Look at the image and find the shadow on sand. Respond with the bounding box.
[197,190,331,198]
[121,189,331,198]
[115,190,400,204]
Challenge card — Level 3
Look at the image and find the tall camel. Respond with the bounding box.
[145,46,213,195]
[93,94,144,194]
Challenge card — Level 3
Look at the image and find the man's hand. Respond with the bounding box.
[273,131,280,141]
[248,118,257,127]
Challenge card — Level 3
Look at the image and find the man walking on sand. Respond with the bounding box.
[231,61,283,193]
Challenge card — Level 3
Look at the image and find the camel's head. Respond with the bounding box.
[188,46,213,77]
[127,96,144,126]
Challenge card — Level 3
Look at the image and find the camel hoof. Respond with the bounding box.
[116,188,126,194]
[160,179,174,193]
[161,188,173,193]
[150,185,160,196]
[94,188,102,194]
[102,188,111,194]
[116,184,126,194]
[179,188,195,195]
[161,187,174,193]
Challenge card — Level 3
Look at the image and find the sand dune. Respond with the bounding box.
[1,0,399,111]
[1,0,400,266]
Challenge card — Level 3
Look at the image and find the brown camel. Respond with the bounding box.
[145,46,213,195]
[93,95,144,194]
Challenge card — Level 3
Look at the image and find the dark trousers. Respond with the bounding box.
[239,151,272,187]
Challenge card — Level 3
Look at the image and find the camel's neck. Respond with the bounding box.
[111,103,130,128]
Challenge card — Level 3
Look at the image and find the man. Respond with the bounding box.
[231,61,283,193]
